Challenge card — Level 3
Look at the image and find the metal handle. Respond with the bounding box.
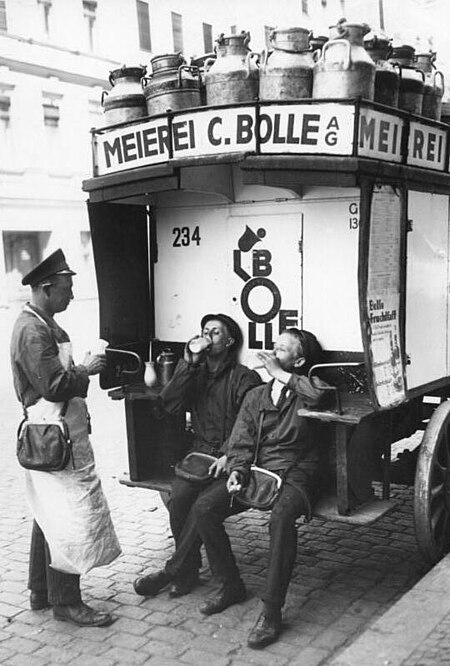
[433,70,445,92]
[321,39,351,70]
[244,51,259,78]
[204,57,216,72]
[308,362,365,415]
[101,90,108,106]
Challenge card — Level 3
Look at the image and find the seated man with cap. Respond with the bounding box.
[11,249,121,627]
[133,313,261,599]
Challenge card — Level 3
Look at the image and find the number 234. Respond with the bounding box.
[172,226,201,247]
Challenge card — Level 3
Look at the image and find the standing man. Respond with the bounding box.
[133,313,261,598]
[11,249,121,627]
[193,328,328,649]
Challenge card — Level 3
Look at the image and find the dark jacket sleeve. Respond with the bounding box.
[16,325,89,404]
[219,367,262,455]
[159,358,200,416]
[225,390,261,480]
[287,373,328,408]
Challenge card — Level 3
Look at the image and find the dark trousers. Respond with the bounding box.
[164,477,206,579]
[194,477,307,607]
[28,521,81,606]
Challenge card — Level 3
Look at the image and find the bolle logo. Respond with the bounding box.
[233,225,298,350]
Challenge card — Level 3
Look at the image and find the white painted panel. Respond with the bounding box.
[302,193,362,351]
[154,195,303,360]
[227,202,303,361]
[154,203,229,340]
[405,192,449,389]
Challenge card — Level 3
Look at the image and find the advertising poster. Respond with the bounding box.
[367,185,406,407]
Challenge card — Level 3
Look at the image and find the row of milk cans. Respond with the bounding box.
[101,20,446,127]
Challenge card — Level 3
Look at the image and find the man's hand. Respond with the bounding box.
[227,470,243,495]
[82,352,107,376]
[255,352,287,382]
[209,454,227,478]
[184,337,208,367]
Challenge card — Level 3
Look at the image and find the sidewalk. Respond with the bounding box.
[330,553,450,666]
[0,377,445,666]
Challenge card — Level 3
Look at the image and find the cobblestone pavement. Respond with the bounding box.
[0,378,434,666]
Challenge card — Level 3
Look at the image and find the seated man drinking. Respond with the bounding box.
[192,328,328,649]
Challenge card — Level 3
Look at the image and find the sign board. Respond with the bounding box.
[366,185,406,407]
[94,101,449,176]
[357,107,403,163]
[407,121,447,171]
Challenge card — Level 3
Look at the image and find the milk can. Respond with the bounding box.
[204,31,259,105]
[156,349,176,386]
[142,53,201,116]
[191,53,216,105]
[414,51,444,120]
[312,21,375,100]
[101,66,147,125]
[389,45,424,115]
[259,27,315,101]
[310,34,328,54]
[364,35,399,108]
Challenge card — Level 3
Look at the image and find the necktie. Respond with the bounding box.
[276,385,289,409]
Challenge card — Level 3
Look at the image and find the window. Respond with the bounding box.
[37,0,52,38]
[43,101,60,127]
[264,25,274,49]
[0,95,10,124]
[203,23,212,53]
[230,25,237,35]
[0,0,7,31]
[83,0,97,51]
[137,0,151,52]
[171,12,183,52]
[302,0,308,15]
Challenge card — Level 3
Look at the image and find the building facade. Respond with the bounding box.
[0,0,444,313]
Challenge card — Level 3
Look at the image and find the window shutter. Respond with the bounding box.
[0,0,7,32]
[171,12,183,52]
[137,0,152,52]
[202,23,212,53]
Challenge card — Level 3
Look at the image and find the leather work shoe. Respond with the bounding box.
[30,591,51,611]
[169,574,199,598]
[53,601,113,627]
[200,580,246,615]
[247,610,282,649]
[133,570,171,597]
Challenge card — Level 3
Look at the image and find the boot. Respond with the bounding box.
[247,604,282,649]
[53,601,113,627]
[30,591,51,611]
[133,570,171,596]
[200,579,246,615]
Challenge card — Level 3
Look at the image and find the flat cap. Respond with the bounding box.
[21,249,76,286]
[200,313,243,351]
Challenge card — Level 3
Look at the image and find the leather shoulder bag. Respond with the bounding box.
[174,368,234,484]
[17,401,74,472]
[235,412,283,511]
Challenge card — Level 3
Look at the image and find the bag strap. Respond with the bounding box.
[220,367,234,448]
[251,411,265,465]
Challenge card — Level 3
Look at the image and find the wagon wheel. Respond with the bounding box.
[413,400,450,565]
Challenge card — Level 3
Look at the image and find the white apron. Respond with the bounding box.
[24,316,121,575]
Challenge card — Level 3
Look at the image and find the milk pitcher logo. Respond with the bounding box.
[234,225,298,349]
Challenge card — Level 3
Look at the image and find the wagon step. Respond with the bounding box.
[313,494,396,525]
